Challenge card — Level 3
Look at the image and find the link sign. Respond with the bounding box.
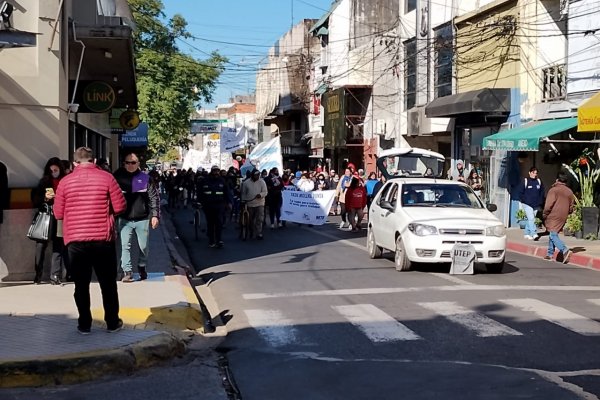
[450,244,476,275]
[83,81,116,113]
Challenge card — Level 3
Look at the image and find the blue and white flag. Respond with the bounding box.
[220,126,246,153]
[242,136,283,176]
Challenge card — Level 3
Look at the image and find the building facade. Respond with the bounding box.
[255,20,320,172]
[0,0,137,281]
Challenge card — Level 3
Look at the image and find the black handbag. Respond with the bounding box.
[27,204,54,242]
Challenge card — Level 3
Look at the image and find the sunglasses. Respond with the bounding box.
[125,161,138,165]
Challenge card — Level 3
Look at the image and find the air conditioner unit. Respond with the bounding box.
[499,122,514,131]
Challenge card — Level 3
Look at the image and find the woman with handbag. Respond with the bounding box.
[30,157,66,285]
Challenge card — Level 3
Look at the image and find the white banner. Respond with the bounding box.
[281,190,336,225]
[182,149,204,171]
[242,136,283,176]
[220,126,246,153]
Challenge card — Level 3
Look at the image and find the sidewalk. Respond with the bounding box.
[0,209,222,389]
[506,227,600,269]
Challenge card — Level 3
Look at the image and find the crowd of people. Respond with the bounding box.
[156,162,383,241]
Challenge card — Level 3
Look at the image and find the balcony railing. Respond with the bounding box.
[276,130,304,146]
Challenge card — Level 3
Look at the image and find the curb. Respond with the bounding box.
[507,240,600,271]
[0,332,185,388]
[160,208,226,337]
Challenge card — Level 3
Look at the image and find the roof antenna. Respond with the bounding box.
[291,0,294,29]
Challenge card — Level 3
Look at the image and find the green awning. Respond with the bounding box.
[316,26,329,36]
[315,83,328,96]
[309,1,340,35]
[482,117,578,151]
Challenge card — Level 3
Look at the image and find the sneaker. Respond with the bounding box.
[208,243,217,248]
[543,255,553,261]
[339,221,345,229]
[257,234,264,240]
[217,241,224,248]
[563,249,573,264]
[121,272,134,283]
[77,326,91,335]
[270,224,275,229]
[50,276,62,286]
[524,235,533,240]
[532,235,540,241]
[107,319,123,333]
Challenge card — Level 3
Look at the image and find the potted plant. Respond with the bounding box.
[568,149,600,238]
[564,202,583,238]
[516,209,527,229]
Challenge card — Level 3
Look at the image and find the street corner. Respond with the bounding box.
[0,332,186,389]
[91,302,204,334]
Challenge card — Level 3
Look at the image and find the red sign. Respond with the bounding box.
[313,95,321,115]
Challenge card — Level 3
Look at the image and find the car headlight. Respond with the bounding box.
[408,223,438,236]
[486,224,506,237]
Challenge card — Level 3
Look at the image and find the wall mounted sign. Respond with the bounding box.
[83,81,116,113]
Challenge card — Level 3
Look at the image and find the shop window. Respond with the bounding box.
[542,65,565,101]
[434,24,453,99]
[405,0,416,13]
[404,38,417,110]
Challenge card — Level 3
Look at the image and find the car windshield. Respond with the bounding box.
[401,183,484,208]
[380,153,444,178]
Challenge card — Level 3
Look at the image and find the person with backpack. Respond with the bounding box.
[518,167,545,240]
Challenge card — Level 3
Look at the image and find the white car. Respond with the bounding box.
[367,148,506,273]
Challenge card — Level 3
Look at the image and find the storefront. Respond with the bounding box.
[482,117,580,226]
[323,85,373,173]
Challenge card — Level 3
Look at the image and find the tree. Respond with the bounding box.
[129,0,226,157]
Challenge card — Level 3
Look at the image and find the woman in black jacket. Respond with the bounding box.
[31,157,66,285]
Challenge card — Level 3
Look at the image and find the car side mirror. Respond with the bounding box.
[486,203,498,212]
[380,200,393,211]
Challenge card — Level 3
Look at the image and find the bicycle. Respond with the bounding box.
[239,202,250,241]
[191,201,202,240]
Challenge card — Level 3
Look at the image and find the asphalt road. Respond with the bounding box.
[173,209,600,400]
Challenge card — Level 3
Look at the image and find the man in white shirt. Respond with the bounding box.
[242,169,268,239]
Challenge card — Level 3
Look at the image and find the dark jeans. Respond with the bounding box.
[268,196,282,224]
[68,241,120,330]
[35,237,66,280]
[340,203,348,223]
[204,206,223,244]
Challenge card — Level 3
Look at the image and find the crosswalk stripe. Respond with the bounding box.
[417,301,522,337]
[501,298,600,336]
[586,299,600,307]
[244,309,299,347]
[332,304,421,342]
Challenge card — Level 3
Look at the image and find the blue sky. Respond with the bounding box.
[162,0,330,108]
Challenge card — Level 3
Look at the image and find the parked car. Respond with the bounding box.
[367,148,506,273]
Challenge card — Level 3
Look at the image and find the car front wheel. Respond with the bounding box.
[367,227,383,259]
[394,236,412,271]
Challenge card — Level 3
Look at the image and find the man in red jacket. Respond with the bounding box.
[344,176,367,232]
[54,147,127,335]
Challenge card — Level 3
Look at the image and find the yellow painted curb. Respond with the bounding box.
[0,333,185,388]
